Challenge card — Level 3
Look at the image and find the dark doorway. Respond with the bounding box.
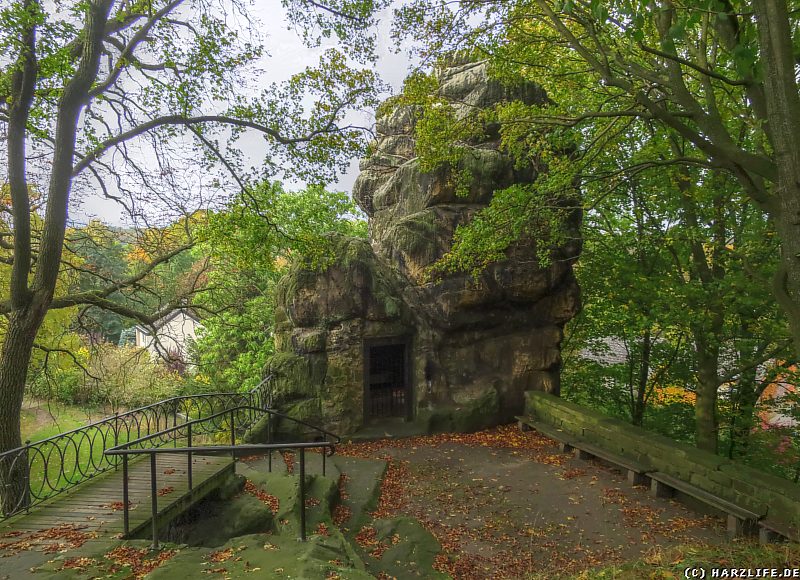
[365,340,410,420]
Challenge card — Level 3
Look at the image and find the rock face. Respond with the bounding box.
[269,58,581,436]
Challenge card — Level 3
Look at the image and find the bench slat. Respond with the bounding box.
[649,472,761,520]
[572,441,649,474]
[758,519,799,543]
[515,415,578,447]
[517,416,767,541]
[516,415,649,478]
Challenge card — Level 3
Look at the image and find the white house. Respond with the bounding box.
[133,308,203,363]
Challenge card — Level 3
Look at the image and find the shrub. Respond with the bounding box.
[85,345,184,410]
[27,345,186,411]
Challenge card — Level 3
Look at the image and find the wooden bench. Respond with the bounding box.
[570,440,651,486]
[648,471,762,538]
[516,416,768,541]
[516,415,578,454]
[516,416,650,484]
[758,518,800,544]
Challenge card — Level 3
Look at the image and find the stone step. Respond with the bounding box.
[330,455,388,537]
[237,452,387,540]
[303,449,342,481]
[236,447,337,478]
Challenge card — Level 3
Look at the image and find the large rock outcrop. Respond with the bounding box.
[269,58,581,436]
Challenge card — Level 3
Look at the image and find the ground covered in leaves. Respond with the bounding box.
[336,424,728,579]
[3,424,797,579]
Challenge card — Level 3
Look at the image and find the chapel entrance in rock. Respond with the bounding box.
[364,339,411,421]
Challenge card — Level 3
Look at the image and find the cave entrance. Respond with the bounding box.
[364,339,411,421]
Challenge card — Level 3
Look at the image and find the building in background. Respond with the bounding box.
[125,308,203,364]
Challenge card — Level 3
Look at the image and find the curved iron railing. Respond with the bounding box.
[105,404,340,547]
[0,377,273,520]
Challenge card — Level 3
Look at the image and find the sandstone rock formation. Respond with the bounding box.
[268,57,581,436]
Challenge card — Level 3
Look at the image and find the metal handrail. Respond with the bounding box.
[107,442,334,455]
[5,380,272,453]
[0,377,273,520]
[108,406,340,451]
[105,404,339,548]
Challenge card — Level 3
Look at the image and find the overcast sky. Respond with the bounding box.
[75,0,417,226]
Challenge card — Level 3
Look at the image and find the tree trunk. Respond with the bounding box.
[726,220,760,461]
[728,364,759,459]
[753,0,800,355]
[631,329,651,426]
[0,0,111,515]
[772,193,800,353]
[694,343,719,453]
[0,305,47,515]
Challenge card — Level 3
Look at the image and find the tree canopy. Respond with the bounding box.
[394,0,800,354]
[0,0,385,511]
[193,182,367,392]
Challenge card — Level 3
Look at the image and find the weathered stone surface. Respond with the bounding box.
[291,329,327,354]
[265,59,580,435]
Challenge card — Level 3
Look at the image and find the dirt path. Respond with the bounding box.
[338,424,726,579]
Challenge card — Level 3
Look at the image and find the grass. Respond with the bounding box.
[15,400,125,505]
[556,540,800,579]
[21,398,105,443]
[12,399,241,510]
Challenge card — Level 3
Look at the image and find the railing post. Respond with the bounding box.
[322,443,326,477]
[172,403,177,448]
[267,410,273,472]
[229,409,236,460]
[150,454,159,550]
[113,413,119,470]
[187,423,193,491]
[122,454,130,536]
[299,447,306,542]
[22,443,30,512]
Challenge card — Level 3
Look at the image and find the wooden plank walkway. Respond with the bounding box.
[0,453,233,538]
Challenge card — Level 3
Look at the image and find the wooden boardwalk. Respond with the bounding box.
[0,453,233,538]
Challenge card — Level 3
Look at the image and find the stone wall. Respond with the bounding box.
[267,58,581,437]
[526,391,800,528]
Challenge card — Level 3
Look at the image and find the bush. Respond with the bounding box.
[86,345,184,410]
[27,345,186,411]
[27,366,90,405]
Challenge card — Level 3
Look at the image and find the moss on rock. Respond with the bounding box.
[368,517,448,579]
[421,387,500,433]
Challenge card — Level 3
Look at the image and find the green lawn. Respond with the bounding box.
[20,399,101,444]
[15,399,234,508]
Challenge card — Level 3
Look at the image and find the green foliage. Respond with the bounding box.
[86,345,185,410]
[395,69,482,197]
[393,63,578,279]
[281,0,390,62]
[65,221,134,344]
[27,345,185,410]
[560,129,790,453]
[392,0,797,461]
[193,182,366,392]
[430,182,577,279]
[201,182,366,273]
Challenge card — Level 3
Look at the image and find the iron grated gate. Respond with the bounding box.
[367,343,406,418]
